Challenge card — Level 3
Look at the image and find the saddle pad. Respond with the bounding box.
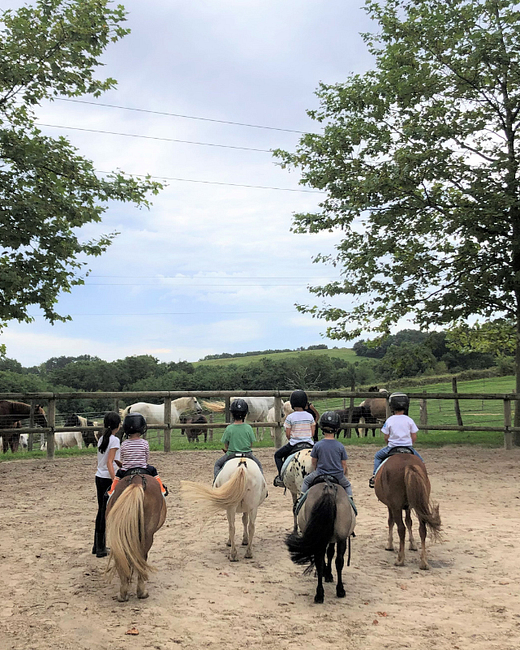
[280,448,311,482]
[374,456,390,478]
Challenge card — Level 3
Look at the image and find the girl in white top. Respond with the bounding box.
[93,411,121,557]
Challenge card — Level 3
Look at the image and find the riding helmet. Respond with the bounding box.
[319,411,341,431]
[123,412,148,435]
[389,392,409,414]
[290,389,308,409]
[230,398,249,418]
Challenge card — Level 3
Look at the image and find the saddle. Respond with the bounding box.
[387,446,414,456]
[308,474,340,488]
[120,466,155,478]
[286,441,313,459]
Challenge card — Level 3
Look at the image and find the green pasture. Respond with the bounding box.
[194,347,357,367]
[0,373,514,462]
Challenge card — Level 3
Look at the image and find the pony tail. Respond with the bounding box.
[181,466,247,511]
[405,465,442,541]
[98,428,112,454]
[286,487,337,573]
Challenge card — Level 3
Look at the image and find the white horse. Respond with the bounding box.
[267,401,293,439]
[204,397,276,440]
[181,457,267,561]
[40,430,83,450]
[121,396,202,426]
[281,449,314,533]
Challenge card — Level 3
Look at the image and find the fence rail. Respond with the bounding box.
[1,389,519,457]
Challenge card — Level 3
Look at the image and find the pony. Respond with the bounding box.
[181,457,267,561]
[122,396,202,427]
[281,448,314,533]
[374,453,441,570]
[267,400,293,440]
[0,401,47,453]
[333,406,377,438]
[286,477,356,603]
[360,386,388,421]
[180,414,208,442]
[106,472,167,602]
[64,413,97,447]
[204,397,274,424]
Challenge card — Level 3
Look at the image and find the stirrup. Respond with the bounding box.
[273,476,285,488]
[368,476,375,489]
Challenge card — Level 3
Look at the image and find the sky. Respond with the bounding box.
[2,0,377,366]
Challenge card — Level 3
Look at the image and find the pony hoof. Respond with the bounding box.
[420,563,430,571]
[314,593,324,604]
[394,560,405,567]
[117,594,129,602]
[137,591,149,599]
[244,551,253,559]
[226,540,232,547]
[229,555,239,562]
[336,587,346,598]
[241,539,248,546]
[324,575,334,583]
[385,547,394,552]
[409,545,418,551]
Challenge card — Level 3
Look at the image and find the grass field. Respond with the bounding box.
[194,347,357,366]
[1,374,515,462]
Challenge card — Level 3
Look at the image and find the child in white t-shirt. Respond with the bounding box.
[368,393,423,488]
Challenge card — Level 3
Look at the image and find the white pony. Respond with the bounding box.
[121,396,202,426]
[181,457,267,561]
[267,401,293,440]
[204,396,278,440]
[40,430,83,451]
[281,449,314,533]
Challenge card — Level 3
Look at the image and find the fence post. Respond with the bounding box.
[209,412,214,441]
[164,397,171,452]
[46,399,56,460]
[504,398,512,450]
[274,396,284,449]
[420,396,428,435]
[28,400,35,451]
[224,397,231,425]
[452,377,463,426]
[345,379,355,439]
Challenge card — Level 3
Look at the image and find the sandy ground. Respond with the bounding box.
[1,446,520,650]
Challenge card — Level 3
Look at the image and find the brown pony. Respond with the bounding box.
[375,453,441,570]
[106,473,167,601]
[0,401,47,453]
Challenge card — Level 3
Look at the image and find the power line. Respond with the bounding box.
[37,123,272,152]
[55,97,311,135]
[96,170,323,193]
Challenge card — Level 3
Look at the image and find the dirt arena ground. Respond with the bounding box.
[1,446,520,650]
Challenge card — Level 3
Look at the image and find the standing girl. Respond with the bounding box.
[93,411,121,557]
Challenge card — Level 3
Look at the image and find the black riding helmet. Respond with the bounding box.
[290,389,308,409]
[230,398,249,419]
[389,392,409,414]
[319,411,341,431]
[123,412,148,436]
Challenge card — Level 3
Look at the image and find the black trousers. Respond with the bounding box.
[94,476,112,552]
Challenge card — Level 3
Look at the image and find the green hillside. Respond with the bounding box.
[194,347,357,367]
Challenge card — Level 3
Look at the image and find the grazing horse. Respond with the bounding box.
[122,396,202,427]
[360,386,388,422]
[286,478,356,603]
[0,401,47,453]
[106,472,167,602]
[64,413,97,447]
[181,457,267,561]
[281,449,314,533]
[180,414,208,442]
[374,453,441,570]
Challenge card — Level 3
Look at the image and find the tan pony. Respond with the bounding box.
[106,473,167,601]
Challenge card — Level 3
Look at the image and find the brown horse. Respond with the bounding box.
[0,401,47,453]
[374,453,441,570]
[106,473,167,601]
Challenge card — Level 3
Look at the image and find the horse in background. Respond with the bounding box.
[204,397,275,440]
[360,386,388,421]
[374,453,441,569]
[181,457,267,561]
[333,406,377,438]
[286,477,356,603]
[0,401,47,453]
[64,413,97,447]
[106,472,167,602]
[180,414,209,442]
[121,396,202,427]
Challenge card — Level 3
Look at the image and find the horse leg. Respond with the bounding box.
[226,507,238,561]
[405,508,418,551]
[335,539,347,598]
[324,543,335,582]
[291,491,299,534]
[419,518,430,570]
[385,508,395,551]
[241,512,249,546]
[244,508,257,559]
[314,549,326,604]
[118,572,130,602]
[394,509,407,567]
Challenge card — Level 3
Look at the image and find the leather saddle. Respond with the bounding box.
[388,446,414,456]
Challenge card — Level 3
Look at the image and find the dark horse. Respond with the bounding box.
[286,478,356,603]
[180,414,209,442]
[333,406,377,438]
[374,453,441,570]
[106,472,167,601]
[0,401,47,453]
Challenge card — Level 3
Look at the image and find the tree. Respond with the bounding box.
[275,0,520,439]
[0,0,161,327]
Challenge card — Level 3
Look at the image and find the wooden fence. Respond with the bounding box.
[1,389,519,458]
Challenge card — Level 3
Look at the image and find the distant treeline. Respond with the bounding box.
[0,330,511,415]
[202,344,328,360]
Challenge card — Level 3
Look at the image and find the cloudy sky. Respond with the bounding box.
[2,0,377,366]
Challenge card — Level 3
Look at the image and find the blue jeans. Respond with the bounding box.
[373,446,423,474]
[301,471,353,498]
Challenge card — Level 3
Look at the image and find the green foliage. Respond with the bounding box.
[274,0,520,355]
[0,0,162,327]
[447,319,516,355]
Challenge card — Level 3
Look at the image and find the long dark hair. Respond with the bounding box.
[98,411,121,454]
